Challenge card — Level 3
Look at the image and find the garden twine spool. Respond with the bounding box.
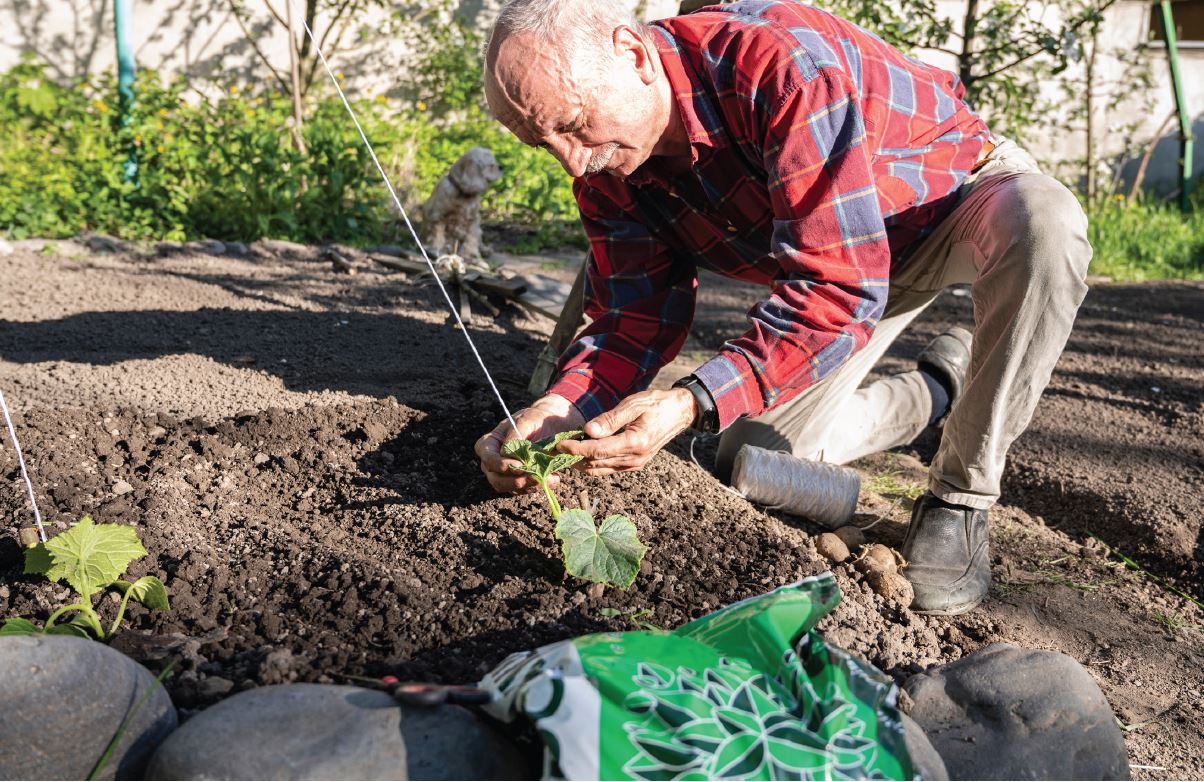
[731,445,860,529]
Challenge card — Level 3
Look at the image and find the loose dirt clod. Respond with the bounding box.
[865,570,914,606]
[854,543,898,577]
[815,532,850,563]
[833,525,866,549]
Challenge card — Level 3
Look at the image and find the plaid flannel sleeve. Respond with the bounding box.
[693,68,890,430]
[545,186,698,421]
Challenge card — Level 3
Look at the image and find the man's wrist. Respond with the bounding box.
[672,375,719,433]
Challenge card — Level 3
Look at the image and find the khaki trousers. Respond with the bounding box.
[715,140,1092,509]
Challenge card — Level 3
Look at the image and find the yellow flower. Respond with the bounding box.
[230,85,239,95]
[93,99,109,112]
[336,71,345,81]
[1113,194,1125,202]
[155,121,164,129]
[156,145,165,153]
[344,147,356,155]
[158,108,169,117]
[375,94,386,102]
[416,101,427,111]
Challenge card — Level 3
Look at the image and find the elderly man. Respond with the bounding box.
[474,0,1090,614]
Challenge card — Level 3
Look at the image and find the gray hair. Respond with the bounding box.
[485,0,648,87]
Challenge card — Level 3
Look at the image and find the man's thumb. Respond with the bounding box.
[584,411,618,438]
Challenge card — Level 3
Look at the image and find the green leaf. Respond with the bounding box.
[45,622,91,638]
[43,516,147,600]
[501,438,533,463]
[555,510,647,588]
[545,453,583,474]
[115,576,171,611]
[23,543,53,575]
[534,428,584,452]
[0,617,41,636]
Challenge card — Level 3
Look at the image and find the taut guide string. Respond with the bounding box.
[0,389,46,543]
[297,15,519,435]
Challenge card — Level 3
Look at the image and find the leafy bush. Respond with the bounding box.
[1087,194,1204,281]
[0,58,580,249]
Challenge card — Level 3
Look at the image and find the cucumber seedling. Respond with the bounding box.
[503,429,647,589]
[1,515,170,640]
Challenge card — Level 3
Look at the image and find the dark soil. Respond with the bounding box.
[1,242,1201,778]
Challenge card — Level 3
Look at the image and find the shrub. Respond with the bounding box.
[0,58,581,249]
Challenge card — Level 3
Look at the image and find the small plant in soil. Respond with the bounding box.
[0,516,170,639]
[504,429,647,588]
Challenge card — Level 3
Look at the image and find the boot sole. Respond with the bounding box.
[910,596,985,616]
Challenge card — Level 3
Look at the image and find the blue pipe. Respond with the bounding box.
[114,0,137,182]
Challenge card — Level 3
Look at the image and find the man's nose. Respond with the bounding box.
[544,137,590,178]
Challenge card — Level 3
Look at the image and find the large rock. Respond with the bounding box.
[901,713,948,781]
[904,643,1129,780]
[0,634,177,780]
[147,683,529,780]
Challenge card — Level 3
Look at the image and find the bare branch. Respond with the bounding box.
[226,0,291,93]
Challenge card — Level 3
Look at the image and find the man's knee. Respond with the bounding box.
[982,174,1091,296]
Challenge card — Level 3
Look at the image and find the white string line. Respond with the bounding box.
[0,389,46,543]
[298,17,519,434]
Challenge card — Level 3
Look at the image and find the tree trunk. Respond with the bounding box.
[285,0,308,156]
[959,0,981,90]
[1084,31,1098,202]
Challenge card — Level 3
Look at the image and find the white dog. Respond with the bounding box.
[420,147,501,260]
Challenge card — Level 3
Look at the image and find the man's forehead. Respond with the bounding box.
[486,32,584,140]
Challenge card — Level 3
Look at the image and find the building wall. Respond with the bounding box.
[2,0,1199,193]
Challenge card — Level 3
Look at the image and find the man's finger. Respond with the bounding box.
[581,399,646,440]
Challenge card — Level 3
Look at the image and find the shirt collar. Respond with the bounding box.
[625,24,728,188]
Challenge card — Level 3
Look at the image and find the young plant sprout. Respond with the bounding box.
[0,515,170,640]
[504,429,647,588]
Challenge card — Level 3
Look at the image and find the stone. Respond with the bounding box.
[0,634,177,780]
[154,241,184,256]
[901,712,948,781]
[80,233,130,253]
[0,239,13,255]
[255,238,312,259]
[112,479,134,495]
[187,239,226,255]
[225,241,249,256]
[904,643,1130,780]
[147,683,529,780]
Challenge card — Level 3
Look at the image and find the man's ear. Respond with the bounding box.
[613,25,657,86]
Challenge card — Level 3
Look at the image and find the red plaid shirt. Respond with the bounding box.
[547,0,990,430]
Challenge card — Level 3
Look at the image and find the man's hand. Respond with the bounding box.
[475,394,585,493]
[558,387,695,475]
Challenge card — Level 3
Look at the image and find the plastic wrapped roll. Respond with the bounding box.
[731,444,860,529]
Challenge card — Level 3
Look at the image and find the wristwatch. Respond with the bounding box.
[672,375,719,433]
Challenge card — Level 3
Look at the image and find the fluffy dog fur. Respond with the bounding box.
[420,146,501,259]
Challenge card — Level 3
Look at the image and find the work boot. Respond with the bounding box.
[917,327,973,426]
[901,492,991,615]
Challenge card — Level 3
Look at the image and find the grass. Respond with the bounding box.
[1087,193,1204,281]
[862,471,926,500]
[1150,609,1202,636]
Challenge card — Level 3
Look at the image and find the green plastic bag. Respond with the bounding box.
[481,574,915,780]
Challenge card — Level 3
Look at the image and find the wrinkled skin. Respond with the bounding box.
[476,24,698,489]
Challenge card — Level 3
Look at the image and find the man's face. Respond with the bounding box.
[485,29,666,180]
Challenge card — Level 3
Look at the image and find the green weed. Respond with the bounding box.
[862,471,926,500]
[1086,194,1204,281]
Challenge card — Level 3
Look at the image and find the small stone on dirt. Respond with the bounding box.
[113,479,134,495]
[253,452,270,465]
[815,532,850,563]
[833,525,866,549]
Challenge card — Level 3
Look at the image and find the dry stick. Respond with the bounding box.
[284,0,308,157]
[0,389,46,544]
[293,11,519,434]
[1127,111,1176,203]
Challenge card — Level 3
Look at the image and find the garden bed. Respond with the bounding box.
[1,241,1201,777]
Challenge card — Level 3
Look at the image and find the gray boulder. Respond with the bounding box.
[0,634,177,780]
[904,643,1130,780]
[147,683,529,780]
[901,713,948,781]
